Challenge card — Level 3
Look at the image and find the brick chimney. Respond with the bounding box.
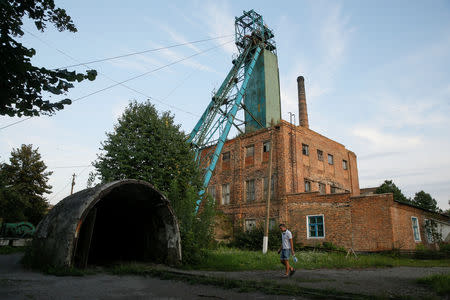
[297,76,309,128]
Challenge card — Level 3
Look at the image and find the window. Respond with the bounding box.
[317,149,323,161]
[328,154,334,165]
[264,175,275,199]
[330,186,337,194]
[208,185,216,201]
[304,180,311,192]
[246,179,255,202]
[425,219,433,243]
[307,215,325,238]
[222,151,230,161]
[245,219,256,231]
[319,183,326,194]
[246,145,254,157]
[411,217,421,242]
[263,141,270,153]
[343,160,348,170]
[269,218,277,230]
[302,144,309,156]
[221,183,230,205]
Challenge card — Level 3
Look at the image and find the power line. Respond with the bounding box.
[49,165,93,169]
[53,34,234,69]
[49,165,91,202]
[0,39,233,130]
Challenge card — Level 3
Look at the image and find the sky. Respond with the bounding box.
[1,0,449,209]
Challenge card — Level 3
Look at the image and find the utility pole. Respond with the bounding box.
[263,127,274,254]
[70,173,76,195]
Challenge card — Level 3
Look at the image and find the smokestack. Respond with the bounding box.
[297,76,309,128]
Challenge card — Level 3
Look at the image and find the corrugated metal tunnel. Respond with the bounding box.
[32,180,182,268]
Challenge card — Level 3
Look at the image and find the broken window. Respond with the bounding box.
[328,154,334,165]
[263,141,270,153]
[319,183,326,194]
[317,149,323,161]
[304,180,311,192]
[246,179,255,202]
[302,144,309,156]
[330,186,337,194]
[411,217,421,242]
[343,160,348,170]
[308,215,324,238]
[222,151,231,170]
[245,219,256,231]
[264,175,275,199]
[221,183,230,205]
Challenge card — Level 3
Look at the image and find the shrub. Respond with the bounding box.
[230,226,282,251]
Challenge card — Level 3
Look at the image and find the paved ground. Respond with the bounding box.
[0,254,301,300]
[1,253,449,299]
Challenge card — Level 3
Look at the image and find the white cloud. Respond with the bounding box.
[352,127,421,150]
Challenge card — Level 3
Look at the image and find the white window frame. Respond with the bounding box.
[304,180,311,192]
[245,179,255,202]
[306,214,325,239]
[411,216,421,242]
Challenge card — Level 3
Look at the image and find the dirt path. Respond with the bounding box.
[1,253,448,299]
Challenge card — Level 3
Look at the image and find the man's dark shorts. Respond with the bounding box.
[280,249,290,260]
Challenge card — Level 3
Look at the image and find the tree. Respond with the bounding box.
[1,145,52,225]
[412,190,438,212]
[0,0,97,117]
[94,100,215,263]
[375,180,411,203]
[0,162,27,222]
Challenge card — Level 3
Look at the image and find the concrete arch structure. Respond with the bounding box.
[32,179,181,268]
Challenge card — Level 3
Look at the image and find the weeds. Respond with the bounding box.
[417,274,450,295]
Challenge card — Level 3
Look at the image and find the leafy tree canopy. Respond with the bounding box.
[0,144,52,225]
[0,0,97,117]
[412,190,438,212]
[94,100,215,263]
[375,180,411,204]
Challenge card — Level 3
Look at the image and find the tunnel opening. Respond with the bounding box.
[73,183,175,267]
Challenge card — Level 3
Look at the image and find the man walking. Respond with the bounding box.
[277,223,295,277]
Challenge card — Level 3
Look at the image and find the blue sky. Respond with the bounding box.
[1,0,449,209]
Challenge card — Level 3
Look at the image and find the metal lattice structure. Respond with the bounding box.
[188,10,276,208]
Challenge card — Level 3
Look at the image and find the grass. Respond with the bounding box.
[187,247,450,271]
[417,274,450,295]
[0,246,27,255]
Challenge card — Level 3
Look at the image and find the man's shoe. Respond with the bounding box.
[289,268,296,277]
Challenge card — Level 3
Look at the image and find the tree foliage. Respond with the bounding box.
[412,190,438,212]
[94,100,215,263]
[375,180,410,203]
[0,145,52,225]
[0,0,97,117]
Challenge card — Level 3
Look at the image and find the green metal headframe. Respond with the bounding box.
[188,10,276,210]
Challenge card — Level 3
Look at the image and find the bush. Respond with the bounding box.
[229,226,281,251]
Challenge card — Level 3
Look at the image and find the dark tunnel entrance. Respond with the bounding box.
[73,183,179,268]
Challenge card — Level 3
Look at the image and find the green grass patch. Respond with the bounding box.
[108,262,375,299]
[0,246,26,254]
[417,274,450,295]
[187,248,450,271]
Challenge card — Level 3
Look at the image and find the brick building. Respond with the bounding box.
[208,76,450,251]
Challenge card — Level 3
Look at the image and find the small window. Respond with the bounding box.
[208,185,216,201]
[304,180,311,192]
[222,151,230,161]
[317,149,323,161]
[328,154,334,165]
[246,145,254,157]
[425,219,433,243]
[302,144,309,156]
[246,179,255,202]
[264,175,275,199]
[307,215,325,238]
[269,218,277,230]
[330,186,337,194]
[319,183,326,194]
[263,141,270,152]
[411,217,421,242]
[221,183,230,205]
[343,160,348,170]
[245,219,256,231]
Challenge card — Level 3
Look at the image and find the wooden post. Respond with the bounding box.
[70,173,76,195]
[263,128,274,254]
